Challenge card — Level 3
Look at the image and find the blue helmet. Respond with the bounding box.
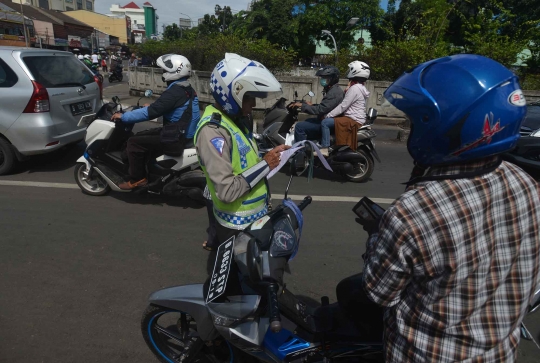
[384,54,527,166]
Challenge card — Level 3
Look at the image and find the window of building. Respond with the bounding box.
[86,0,92,10]
[133,20,137,24]
[66,6,73,10]
[0,58,18,88]
[76,0,82,10]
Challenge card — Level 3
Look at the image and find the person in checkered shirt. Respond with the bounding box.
[361,54,540,362]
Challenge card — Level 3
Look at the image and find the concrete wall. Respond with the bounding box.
[128,66,540,118]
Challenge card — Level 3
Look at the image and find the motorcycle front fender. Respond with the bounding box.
[148,283,218,341]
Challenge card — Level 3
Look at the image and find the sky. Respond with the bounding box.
[95,0,390,31]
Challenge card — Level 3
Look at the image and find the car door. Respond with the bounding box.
[18,51,101,135]
[0,54,32,135]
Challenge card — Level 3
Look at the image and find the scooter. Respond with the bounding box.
[74,91,206,203]
[256,91,380,183]
[140,150,540,363]
[108,64,124,83]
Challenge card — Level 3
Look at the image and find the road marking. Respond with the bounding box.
[272,194,395,204]
[0,180,79,189]
[0,180,396,204]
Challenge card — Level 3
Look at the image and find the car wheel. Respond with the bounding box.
[0,137,16,175]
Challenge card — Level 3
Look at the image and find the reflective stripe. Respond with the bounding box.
[214,206,268,229]
[214,200,266,217]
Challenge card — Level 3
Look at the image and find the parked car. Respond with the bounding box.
[0,47,102,175]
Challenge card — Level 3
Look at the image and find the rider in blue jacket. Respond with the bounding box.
[111,54,200,190]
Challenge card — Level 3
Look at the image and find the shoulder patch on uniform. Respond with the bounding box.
[210,137,225,156]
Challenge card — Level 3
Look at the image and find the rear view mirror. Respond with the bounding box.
[367,108,377,119]
[308,91,315,97]
[290,150,309,177]
[144,89,153,98]
[112,96,120,104]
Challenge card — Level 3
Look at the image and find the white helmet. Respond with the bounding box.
[210,53,282,116]
[346,61,370,79]
[157,54,191,82]
[84,54,91,59]
[77,55,84,60]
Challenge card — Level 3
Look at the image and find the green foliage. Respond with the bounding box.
[163,24,182,41]
[133,34,296,73]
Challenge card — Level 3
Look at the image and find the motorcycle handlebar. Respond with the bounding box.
[298,196,312,211]
[268,283,282,333]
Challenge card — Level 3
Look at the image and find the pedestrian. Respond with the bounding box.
[361,54,540,362]
[128,53,138,67]
[101,58,107,72]
[91,52,99,66]
[194,53,289,251]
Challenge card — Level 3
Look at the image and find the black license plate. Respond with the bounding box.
[206,236,235,303]
[70,101,92,116]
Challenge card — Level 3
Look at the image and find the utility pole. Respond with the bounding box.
[19,2,29,47]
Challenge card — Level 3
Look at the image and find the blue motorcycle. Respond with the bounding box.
[141,150,387,363]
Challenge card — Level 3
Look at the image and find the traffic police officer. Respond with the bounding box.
[194,53,288,249]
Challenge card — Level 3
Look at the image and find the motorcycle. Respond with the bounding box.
[140,150,540,363]
[256,91,380,183]
[74,91,206,203]
[140,151,386,363]
[108,64,124,83]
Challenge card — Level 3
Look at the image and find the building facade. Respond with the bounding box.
[63,10,130,44]
[11,0,95,11]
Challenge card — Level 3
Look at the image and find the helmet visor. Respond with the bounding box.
[246,90,283,103]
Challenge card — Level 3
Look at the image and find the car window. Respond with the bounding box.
[0,58,18,88]
[22,55,94,88]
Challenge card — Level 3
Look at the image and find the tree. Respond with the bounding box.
[298,0,383,54]
[163,23,182,40]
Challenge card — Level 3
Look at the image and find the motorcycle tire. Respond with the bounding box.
[118,74,123,82]
[108,76,114,83]
[345,149,374,183]
[142,304,238,363]
[74,163,111,196]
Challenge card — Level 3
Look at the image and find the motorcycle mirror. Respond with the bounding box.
[112,96,120,104]
[367,108,378,119]
[144,90,153,98]
[308,91,315,97]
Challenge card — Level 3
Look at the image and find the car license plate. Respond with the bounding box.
[206,236,235,303]
[70,101,92,116]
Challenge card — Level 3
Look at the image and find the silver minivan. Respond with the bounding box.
[0,47,102,175]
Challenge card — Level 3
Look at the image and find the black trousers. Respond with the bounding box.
[205,198,219,248]
[336,273,384,339]
[125,128,182,180]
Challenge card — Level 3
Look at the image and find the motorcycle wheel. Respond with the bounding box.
[74,163,111,196]
[118,74,123,82]
[97,74,104,83]
[108,76,114,83]
[345,149,374,183]
[142,304,228,363]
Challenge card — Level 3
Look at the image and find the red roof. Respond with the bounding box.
[143,2,153,6]
[122,2,140,9]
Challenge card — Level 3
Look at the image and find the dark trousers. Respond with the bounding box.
[126,128,183,180]
[205,199,219,248]
[126,128,163,180]
[336,273,384,339]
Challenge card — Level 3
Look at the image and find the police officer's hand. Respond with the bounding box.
[264,145,291,170]
[111,112,123,122]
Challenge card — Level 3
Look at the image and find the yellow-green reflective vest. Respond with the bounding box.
[194,106,268,230]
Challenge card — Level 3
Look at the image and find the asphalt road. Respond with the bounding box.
[0,81,538,362]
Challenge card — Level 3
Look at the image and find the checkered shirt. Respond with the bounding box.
[363,157,540,363]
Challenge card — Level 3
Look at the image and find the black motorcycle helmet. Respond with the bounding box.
[315,66,340,87]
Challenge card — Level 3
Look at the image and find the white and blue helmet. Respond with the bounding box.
[210,53,282,116]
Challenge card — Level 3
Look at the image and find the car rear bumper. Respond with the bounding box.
[5,113,85,156]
